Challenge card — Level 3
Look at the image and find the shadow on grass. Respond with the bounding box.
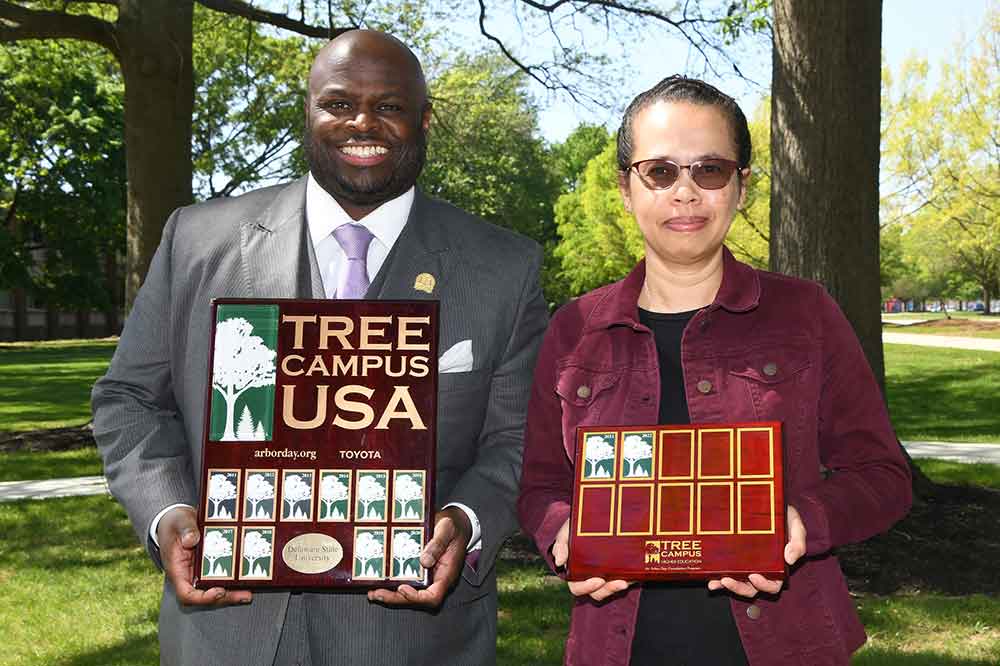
[885,350,999,441]
[0,495,147,573]
[54,608,159,666]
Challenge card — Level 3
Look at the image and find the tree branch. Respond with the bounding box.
[195,0,355,39]
[0,1,118,57]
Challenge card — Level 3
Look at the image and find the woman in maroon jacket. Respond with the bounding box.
[517,76,911,666]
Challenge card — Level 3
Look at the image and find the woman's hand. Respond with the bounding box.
[707,505,807,598]
[553,518,634,601]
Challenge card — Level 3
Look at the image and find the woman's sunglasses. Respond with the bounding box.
[629,158,743,190]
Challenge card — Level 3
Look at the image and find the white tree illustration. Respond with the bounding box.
[355,532,384,577]
[584,436,615,477]
[320,474,349,519]
[245,473,275,519]
[212,317,276,441]
[392,532,422,577]
[203,530,233,576]
[236,405,255,440]
[207,473,237,519]
[357,475,386,519]
[622,435,653,477]
[283,474,312,518]
[393,475,423,519]
[253,421,266,440]
[243,531,272,577]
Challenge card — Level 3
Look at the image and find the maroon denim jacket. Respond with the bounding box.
[518,249,912,666]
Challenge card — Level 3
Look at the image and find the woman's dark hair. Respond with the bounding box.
[616,75,752,173]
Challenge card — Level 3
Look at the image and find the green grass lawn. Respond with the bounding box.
[0,339,116,432]
[885,344,1000,443]
[0,448,103,483]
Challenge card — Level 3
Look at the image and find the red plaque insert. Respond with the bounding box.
[568,422,786,582]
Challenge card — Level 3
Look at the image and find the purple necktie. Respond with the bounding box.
[332,223,374,299]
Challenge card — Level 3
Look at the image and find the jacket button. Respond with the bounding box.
[696,380,712,394]
[746,604,761,620]
[763,362,778,376]
[576,385,591,399]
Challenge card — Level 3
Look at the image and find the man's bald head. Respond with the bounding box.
[308,30,427,105]
[303,29,432,219]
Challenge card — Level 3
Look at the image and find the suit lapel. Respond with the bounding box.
[241,177,320,298]
[369,189,453,302]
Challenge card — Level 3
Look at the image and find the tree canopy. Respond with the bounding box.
[881,8,999,312]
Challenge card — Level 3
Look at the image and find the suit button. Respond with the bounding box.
[696,380,712,394]
[746,604,761,620]
[763,362,778,377]
[576,385,591,399]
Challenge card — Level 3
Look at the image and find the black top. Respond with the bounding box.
[629,307,747,666]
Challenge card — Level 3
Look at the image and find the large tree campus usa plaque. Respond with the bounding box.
[568,423,786,582]
[193,299,438,589]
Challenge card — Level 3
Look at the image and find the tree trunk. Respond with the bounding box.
[770,0,885,390]
[116,0,195,310]
[12,286,27,341]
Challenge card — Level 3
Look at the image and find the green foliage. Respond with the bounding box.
[549,123,610,190]
[553,138,642,296]
[191,7,316,198]
[0,40,126,310]
[881,10,999,311]
[719,0,772,44]
[729,99,770,268]
[418,54,562,298]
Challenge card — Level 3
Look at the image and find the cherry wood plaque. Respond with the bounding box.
[567,422,786,582]
[193,299,438,589]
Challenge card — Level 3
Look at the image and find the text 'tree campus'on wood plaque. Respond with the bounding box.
[193,299,438,590]
[567,422,786,582]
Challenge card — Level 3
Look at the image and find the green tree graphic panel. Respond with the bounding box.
[210,304,279,441]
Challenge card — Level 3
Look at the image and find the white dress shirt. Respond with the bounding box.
[150,174,481,553]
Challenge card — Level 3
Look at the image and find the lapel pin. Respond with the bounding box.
[413,273,435,294]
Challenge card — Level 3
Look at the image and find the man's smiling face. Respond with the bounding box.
[304,31,432,218]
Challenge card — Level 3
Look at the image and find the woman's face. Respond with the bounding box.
[619,101,747,268]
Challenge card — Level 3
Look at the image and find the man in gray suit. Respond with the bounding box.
[92,29,547,666]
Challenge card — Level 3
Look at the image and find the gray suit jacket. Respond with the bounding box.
[92,177,548,666]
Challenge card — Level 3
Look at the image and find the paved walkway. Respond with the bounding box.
[882,331,1000,352]
[0,475,109,501]
[1,440,998,502]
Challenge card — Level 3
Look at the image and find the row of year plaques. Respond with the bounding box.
[567,423,786,582]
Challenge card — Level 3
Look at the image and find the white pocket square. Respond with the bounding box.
[439,340,473,373]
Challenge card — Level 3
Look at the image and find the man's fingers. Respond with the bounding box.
[419,517,457,568]
[369,582,446,608]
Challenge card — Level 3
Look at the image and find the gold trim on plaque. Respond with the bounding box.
[658,429,695,480]
[279,469,316,522]
[737,481,776,534]
[317,469,352,522]
[576,484,616,536]
[737,427,775,479]
[619,430,656,480]
[698,429,734,479]
[696,482,734,535]
[656,483,694,535]
[616,483,654,536]
[579,431,619,483]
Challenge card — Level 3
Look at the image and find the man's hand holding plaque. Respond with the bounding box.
[158,506,252,606]
[368,506,472,607]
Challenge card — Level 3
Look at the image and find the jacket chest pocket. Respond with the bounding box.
[728,350,814,451]
[555,365,624,460]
